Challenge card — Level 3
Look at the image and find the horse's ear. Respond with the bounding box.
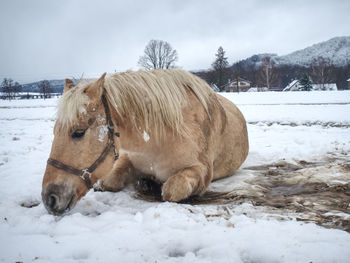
[63,79,74,93]
[83,73,106,99]
[97,72,107,88]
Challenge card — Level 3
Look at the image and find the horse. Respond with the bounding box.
[41,69,249,215]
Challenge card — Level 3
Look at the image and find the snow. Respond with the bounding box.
[223,91,350,127]
[143,130,150,142]
[97,125,108,142]
[222,90,350,104]
[1,91,350,262]
[96,115,108,142]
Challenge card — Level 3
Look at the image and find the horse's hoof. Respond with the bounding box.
[161,175,193,202]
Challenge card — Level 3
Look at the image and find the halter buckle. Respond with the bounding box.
[81,169,92,181]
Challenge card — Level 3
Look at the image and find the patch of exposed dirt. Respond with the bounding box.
[248,121,350,128]
[20,200,40,208]
[134,157,350,232]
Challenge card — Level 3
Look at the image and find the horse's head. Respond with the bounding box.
[42,73,118,215]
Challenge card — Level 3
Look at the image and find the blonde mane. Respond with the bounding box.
[57,69,216,137]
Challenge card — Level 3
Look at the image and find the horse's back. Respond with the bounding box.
[211,93,249,180]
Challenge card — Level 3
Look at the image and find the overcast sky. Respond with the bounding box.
[1,0,349,83]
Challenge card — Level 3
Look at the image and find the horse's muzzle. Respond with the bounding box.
[42,183,76,215]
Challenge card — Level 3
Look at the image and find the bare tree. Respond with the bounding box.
[211,46,230,91]
[138,40,178,70]
[1,78,9,100]
[13,81,21,97]
[256,57,279,90]
[38,80,52,99]
[310,56,333,90]
[1,78,14,100]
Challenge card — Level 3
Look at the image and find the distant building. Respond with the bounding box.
[247,87,269,92]
[312,83,337,91]
[283,80,300,91]
[283,80,338,91]
[225,77,251,92]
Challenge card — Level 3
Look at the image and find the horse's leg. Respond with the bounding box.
[94,154,134,192]
[161,164,212,202]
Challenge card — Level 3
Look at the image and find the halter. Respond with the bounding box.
[47,93,119,189]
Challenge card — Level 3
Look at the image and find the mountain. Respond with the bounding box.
[231,53,278,71]
[276,36,350,66]
[21,79,64,93]
[233,36,350,69]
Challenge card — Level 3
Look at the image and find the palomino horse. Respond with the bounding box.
[42,69,249,215]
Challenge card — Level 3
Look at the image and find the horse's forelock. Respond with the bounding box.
[56,81,91,130]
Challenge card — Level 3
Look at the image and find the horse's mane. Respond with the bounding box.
[57,69,216,138]
[104,69,215,137]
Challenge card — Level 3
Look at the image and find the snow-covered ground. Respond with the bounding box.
[1,91,350,262]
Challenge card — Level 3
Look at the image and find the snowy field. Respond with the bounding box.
[0,91,350,262]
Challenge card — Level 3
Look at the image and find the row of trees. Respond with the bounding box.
[1,78,53,100]
[206,48,346,91]
[210,48,349,91]
[136,41,278,91]
[1,78,22,100]
[137,40,349,91]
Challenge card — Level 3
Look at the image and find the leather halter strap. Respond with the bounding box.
[47,93,119,189]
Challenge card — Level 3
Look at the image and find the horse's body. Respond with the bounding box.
[42,69,248,215]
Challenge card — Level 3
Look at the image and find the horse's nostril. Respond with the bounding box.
[42,184,77,215]
[48,194,58,210]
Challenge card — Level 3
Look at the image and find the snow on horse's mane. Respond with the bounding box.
[57,69,215,137]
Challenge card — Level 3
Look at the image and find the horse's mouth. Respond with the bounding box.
[50,195,76,216]
[65,195,76,213]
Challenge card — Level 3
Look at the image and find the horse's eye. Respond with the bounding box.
[71,129,86,139]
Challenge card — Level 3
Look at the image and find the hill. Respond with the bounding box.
[21,79,64,93]
[234,36,350,69]
[276,36,350,66]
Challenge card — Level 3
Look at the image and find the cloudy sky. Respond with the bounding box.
[1,0,349,83]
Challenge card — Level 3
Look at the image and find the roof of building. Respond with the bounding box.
[228,77,251,84]
[226,78,251,89]
[283,80,299,91]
